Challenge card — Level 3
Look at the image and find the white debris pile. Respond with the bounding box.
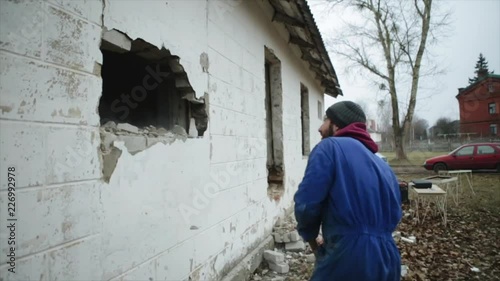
[251,215,315,281]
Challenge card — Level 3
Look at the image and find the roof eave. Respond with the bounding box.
[267,0,342,98]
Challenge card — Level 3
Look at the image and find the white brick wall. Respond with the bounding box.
[0,0,329,280]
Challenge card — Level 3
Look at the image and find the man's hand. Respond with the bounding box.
[308,235,324,253]
[316,235,324,246]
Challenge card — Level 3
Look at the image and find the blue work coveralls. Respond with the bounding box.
[294,137,402,281]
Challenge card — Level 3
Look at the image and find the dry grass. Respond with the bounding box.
[382,151,448,166]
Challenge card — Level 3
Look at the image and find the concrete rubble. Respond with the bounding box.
[250,214,412,281]
[100,121,190,155]
[251,215,314,281]
[401,265,409,277]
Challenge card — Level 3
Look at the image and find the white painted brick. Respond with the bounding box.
[228,63,242,89]
[283,233,291,243]
[47,0,103,25]
[208,50,232,84]
[0,182,101,264]
[192,255,222,281]
[207,25,227,57]
[154,242,196,281]
[247,179,267,204]
[285,241,305,252]
[207,0,240,35]
[241,68,254,93]
[263,250,285,264]
[242,90,260,117]
[210,135,238,164]
[235,136,252,161]
[46,126,101,184]
[0,121,47,188]
[0,1,331,280]
[269,262,289,274]
[99,139,211,278]
[209,106,237,136]
[108,257,156,281]
[0,1,44,58]
[209,82,247,117]
[191,200,271,273]
[208,76,229,107]
[289,230,300,242]
[104,0,208,95]
[236,136,267,161]
[209,160,251,191]
[243,49,264,80]
[0,54,101,125]
[0,235,101,281]
[224,36,244,67]
[250,159,268,181]
[43,5,102,72]
[189,184,248,229]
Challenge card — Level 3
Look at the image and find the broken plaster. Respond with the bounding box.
[99,121,191,182]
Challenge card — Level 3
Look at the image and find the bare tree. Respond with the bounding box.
[411,115,429,140]
[355,99,372,118]
[325,0,449,160]
[377,98,392,133]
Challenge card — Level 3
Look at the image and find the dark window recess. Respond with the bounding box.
[300,84,310,156]
[99,33,207,137]
[489,102,496,114]
[264,47,285,201]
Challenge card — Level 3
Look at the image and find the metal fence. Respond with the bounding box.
[378,137,500,153]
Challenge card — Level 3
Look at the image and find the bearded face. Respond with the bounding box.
[318,117,336,139]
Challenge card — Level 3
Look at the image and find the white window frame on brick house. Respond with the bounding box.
[490,124,497,135]
[488,102,496,114]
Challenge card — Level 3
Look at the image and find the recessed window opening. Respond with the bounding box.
[301,84,310,156]
[98,30,207,137]
[317,100,323,120]
[264,47,284,200]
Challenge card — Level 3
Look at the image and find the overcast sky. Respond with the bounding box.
[310,0,500,127]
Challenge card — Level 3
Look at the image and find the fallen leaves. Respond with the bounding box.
[251,173,499,281]
[397,173,500,281]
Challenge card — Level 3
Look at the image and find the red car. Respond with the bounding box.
[423,143,500,173]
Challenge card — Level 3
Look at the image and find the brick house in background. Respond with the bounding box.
[0,1,342,280]
[456,71,500,137]
[366,119,382,143]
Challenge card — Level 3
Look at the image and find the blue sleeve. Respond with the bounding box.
[294,140,335,241]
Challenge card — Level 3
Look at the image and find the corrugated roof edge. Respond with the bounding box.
[297,0,342,97]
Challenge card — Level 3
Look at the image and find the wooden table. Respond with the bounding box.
[439,170,474,195]
[409,184,447,225]
[422,176,459,206]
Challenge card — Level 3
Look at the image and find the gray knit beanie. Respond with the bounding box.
[325,101,366,129]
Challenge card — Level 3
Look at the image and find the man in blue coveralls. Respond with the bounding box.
[294,101,402,281]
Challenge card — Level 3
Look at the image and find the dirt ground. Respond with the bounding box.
[252,172,500,281]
